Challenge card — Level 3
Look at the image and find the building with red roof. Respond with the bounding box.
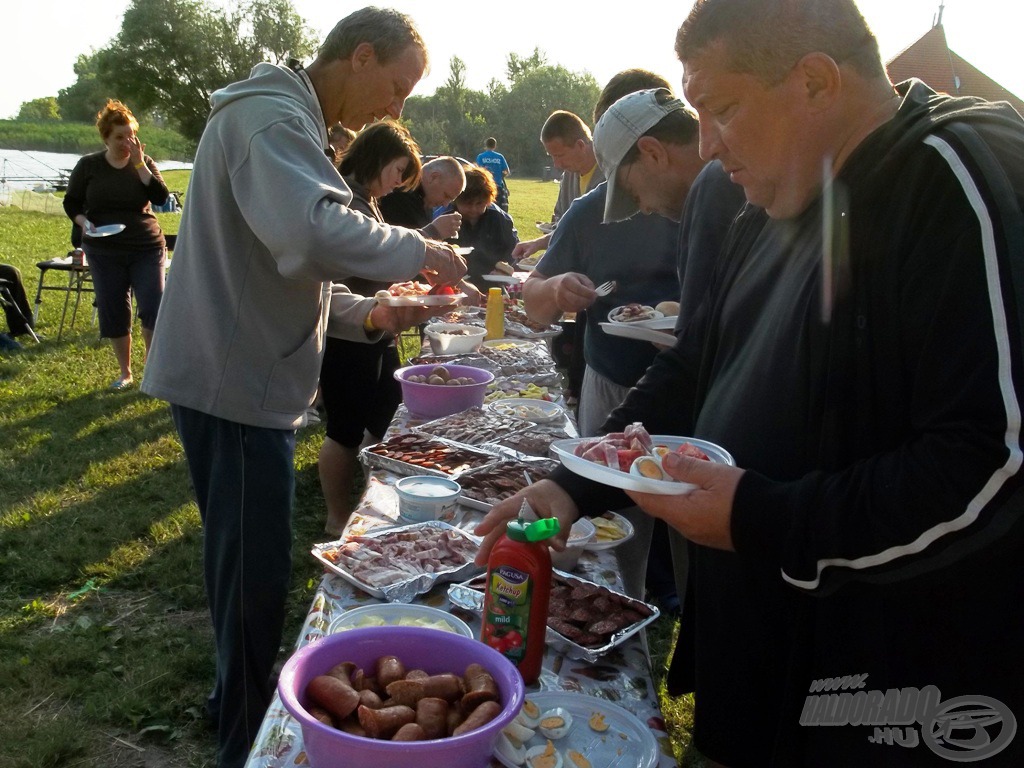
[886,7,1024,115]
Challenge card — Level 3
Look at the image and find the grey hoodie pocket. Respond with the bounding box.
[262,327,322,415]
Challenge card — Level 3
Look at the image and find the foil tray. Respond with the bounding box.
[313,521,483,603]
[359,435,499,479]
[414,407,528,447]
[455,457,561,512]
[447,569,660,663]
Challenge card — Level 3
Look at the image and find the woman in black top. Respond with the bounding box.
[319,122,424,534]
[63,99,169,391]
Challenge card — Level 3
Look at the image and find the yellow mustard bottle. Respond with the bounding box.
[485,287,505,341]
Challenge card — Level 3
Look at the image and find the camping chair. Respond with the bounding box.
[0,276,40,343]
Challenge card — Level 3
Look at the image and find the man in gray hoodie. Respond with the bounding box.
[141,8,465,767]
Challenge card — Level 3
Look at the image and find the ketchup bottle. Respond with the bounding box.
[480,509,560,684]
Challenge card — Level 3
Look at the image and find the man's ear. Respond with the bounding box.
[793,52,841,111]
[636,135,669,166]
[350,42,376,73]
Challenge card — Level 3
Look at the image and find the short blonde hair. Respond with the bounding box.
[96,99,139,140]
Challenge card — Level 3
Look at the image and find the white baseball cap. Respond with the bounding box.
[594,88,687,223]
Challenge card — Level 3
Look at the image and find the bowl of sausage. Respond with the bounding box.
[277,625,525,768]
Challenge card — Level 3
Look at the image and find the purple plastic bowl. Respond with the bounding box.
[278,626,525,768]
[394,364,495,419]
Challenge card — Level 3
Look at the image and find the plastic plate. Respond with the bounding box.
[584,510,635,551]
[492,691,659,768]
[480,274,522,284]
[607,305,664,324]
[599,322,676,345]
[375,293,467,307]
[328,603,473,637]
[550,435,735,495]
[85,223,126,238]
[486,398,566,424]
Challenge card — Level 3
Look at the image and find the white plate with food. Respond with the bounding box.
[606,304,664,324]
[84,223,126,238]
[536,221,556,234]
[492,691,659,768]
[584,510,635,551]
[551,433,734,495]
[376,293,467,307]
[481,338,541,351]
[486,398,566,424]
[599,321,676,346]
[480,273,523,285]
[328,602,473,637]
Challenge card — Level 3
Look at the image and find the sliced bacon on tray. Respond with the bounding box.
[321,528,477,587]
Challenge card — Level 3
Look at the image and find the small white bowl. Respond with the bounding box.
[394,475,461,522]
[549,517,596,571]
[424,323,487,355]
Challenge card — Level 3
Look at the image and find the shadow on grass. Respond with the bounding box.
[0,383,177,511]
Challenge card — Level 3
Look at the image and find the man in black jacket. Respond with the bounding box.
[476,1,1024,765]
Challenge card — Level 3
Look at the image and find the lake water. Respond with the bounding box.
[0,148,192,191]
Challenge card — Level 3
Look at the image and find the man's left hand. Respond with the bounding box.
[625,452,744,551]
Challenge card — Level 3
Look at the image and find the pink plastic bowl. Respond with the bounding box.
[394,364,495,419]
[277,626,525,768]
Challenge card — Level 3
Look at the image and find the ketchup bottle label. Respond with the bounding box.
[482,565,531,663]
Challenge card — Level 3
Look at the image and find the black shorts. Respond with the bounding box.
[320,336,401,447]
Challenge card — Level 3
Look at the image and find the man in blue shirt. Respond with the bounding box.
[475,137,510,211]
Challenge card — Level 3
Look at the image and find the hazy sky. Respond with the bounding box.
[2,0,1020,120]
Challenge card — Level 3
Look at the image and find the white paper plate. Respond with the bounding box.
[480,273,522,284]
[536,221,555,234]
[481,338,540,350]
[375,293,466,307]
[328,603,473,637]
[455,246,474,255]
[551,435,735,495]
[492,692,659,768]
[486,397,566,424]
[599,321,676,345]
[607,305,664,324]
[85,223,126,238]
[584,510,635,551]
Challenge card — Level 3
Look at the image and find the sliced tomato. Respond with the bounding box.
[428,284,455,295]
[676,442,710,461]
[616,449,646,472]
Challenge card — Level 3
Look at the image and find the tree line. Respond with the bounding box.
[13,0,600,174]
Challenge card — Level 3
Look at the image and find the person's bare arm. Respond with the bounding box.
[511,235,549,261]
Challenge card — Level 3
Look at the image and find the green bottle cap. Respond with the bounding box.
[505,515,560,542]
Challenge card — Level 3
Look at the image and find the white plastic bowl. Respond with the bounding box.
[424,323,487,355]
[549,517,596,571]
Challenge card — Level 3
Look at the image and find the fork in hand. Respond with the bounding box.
[594,280,617,297]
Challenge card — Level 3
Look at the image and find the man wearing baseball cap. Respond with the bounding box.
[594,87,747,332]
[594,87,708,224]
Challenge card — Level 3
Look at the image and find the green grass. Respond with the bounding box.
[0,176,698,767]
